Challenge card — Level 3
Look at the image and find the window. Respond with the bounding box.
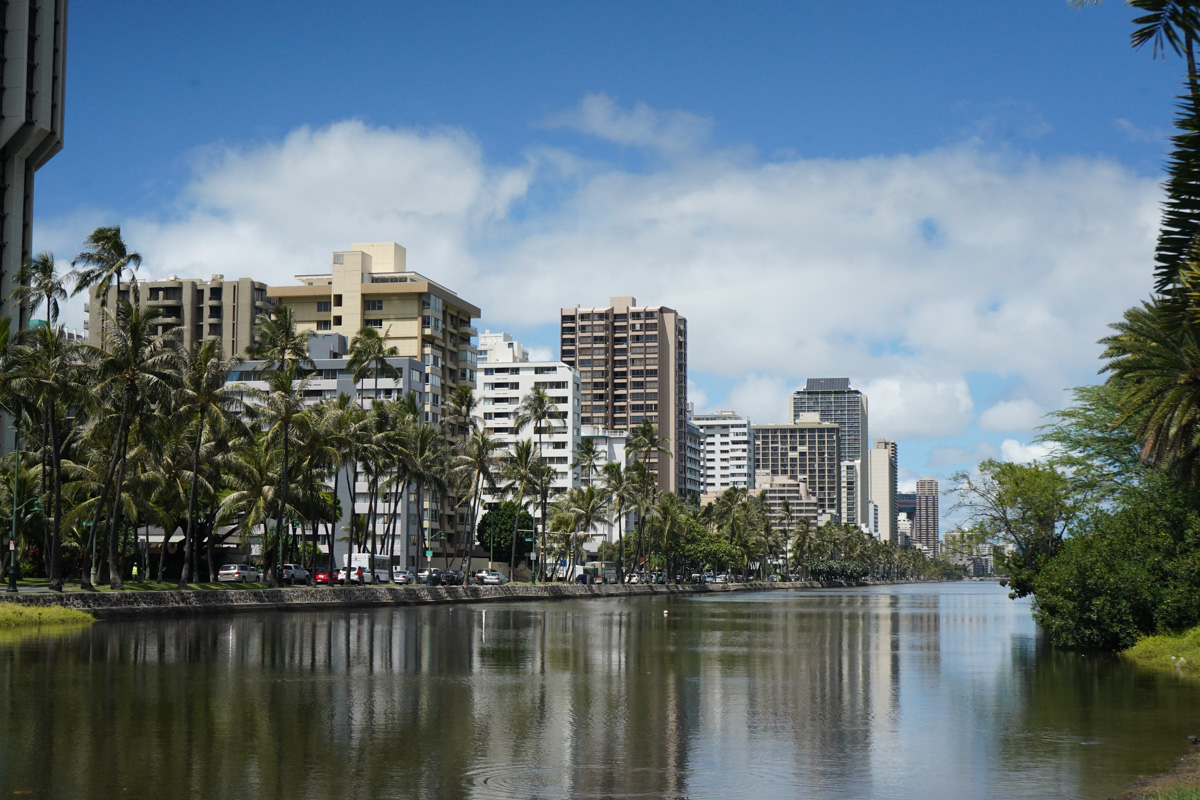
[316,320,332,331]
[317,301,331,313]
[333,316,342,326]
[334,294,343,307]
[365,318,383,329]
[364,299,383,311]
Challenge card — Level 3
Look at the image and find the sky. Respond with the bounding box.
[34,1,1185,501]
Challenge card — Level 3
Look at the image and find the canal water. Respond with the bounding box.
[1,582,1198,799]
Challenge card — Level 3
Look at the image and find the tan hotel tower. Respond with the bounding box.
[267,242,480,425]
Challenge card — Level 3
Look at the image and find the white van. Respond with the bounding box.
[342,553,390,584]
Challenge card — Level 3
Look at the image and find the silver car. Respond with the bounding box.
[218,564,260,583]
[392,567,417,585]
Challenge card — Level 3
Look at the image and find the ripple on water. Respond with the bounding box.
[463,762,763,799]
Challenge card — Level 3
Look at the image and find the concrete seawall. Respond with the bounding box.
[0,580,861,620]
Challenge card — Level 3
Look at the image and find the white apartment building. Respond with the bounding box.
[692,410,755,504]
[868,439,898,543]
[474,338,583,515]
[478,330,528,364]
[580,425,632,545]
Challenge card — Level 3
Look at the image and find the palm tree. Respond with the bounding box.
[572,437,602,486]
[88,300,177,590]
[628,418,672,492]
[513,386,564,577]
[402,422,450,575]
[249,305,312,370]
[69,226,143,344]
[602,460,634,583]
[10,325,81,591]
[243,362,314,586]
[550,484,610,579]
[1101,300,1200,488]
[12,252,68,328]
[499,439,539,574]
[176,339,243,587]
[454,426,502,569]
[347,326,400,408]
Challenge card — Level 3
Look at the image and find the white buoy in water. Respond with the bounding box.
[663,609,669,616]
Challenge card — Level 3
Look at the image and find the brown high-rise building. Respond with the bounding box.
[560,296,687,494]
[86,275,275,360]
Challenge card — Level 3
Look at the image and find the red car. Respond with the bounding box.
[314,569,333,585]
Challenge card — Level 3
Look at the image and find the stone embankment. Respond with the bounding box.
[0,580,857,620]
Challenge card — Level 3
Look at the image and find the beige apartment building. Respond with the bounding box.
[86,275,274,359]
[752,416,842,531]
[560,296,688,494]
[267,242,481,426]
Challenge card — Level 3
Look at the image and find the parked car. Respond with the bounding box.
[393,567,417,585]
[417,568,443,586]
[281,563,310,585]
[335,566,371,584]
[714,574,729,584]
[218,564,260,583]
[440,569,465,586]
[314,569,333,586]
[479,570,508,585]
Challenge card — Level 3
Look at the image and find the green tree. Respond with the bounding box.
[950,459,1078,598]
[476,501,534,564]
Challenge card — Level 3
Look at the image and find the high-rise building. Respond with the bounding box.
[792,378,869,526]
[684,420,703,501]
[268,242,480,426]
[692,410,755,503]
[560,296,688,494]
[474,334,582,513]
[1,0,67,455]
[914,477,940,556]
[896,492,916,524]
[752,415,841,531]
[868,439,898,542]
[86,275,274,359]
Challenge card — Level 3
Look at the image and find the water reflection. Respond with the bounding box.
[1,584,1199,799]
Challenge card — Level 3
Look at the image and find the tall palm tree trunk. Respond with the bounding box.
[508,487,525,576]
[179,409,206,587]
[46,408,63,592]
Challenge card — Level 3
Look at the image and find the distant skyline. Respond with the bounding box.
[37,1,1182,495]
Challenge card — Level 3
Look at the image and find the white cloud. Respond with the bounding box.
[999,439,1051,464]
[978,398,1045,433]
[860,374,975,441]
[526,346,552,362]
[926,441,999,469]
[40,99,1162,449]
[725,374,793,426]
[539,92,712,155]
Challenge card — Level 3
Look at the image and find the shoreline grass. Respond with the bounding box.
[0,603,95,628]
[1123,626,1200,679]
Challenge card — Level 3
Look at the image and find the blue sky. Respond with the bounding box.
[37,1,1182,497]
